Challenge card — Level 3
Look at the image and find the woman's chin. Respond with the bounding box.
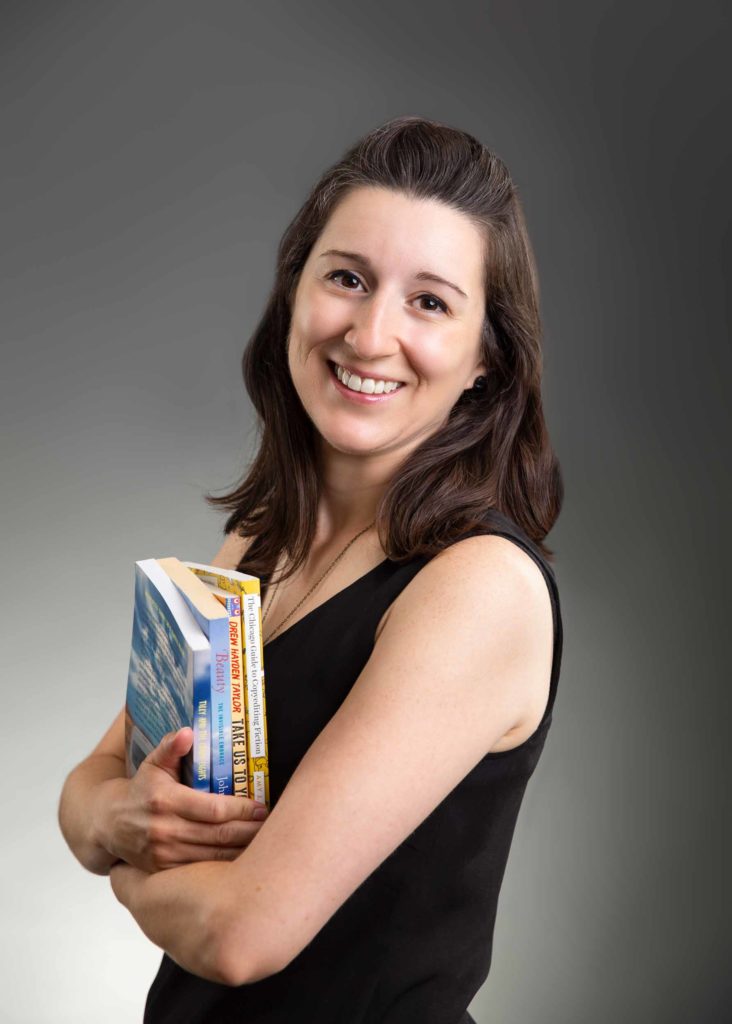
[315,422,395,458]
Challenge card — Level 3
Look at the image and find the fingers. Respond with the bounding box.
[173,788,269,825]
[142,816,267,871]
[172,817,265,848]
[144,728,194,777]
[134,814,268,873]
[162,844,249,867]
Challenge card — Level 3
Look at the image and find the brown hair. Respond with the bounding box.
[206,115,563,583]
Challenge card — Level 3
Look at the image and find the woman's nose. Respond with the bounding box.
[344,294,401,359]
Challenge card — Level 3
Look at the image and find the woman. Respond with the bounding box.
[59,115,564,1023]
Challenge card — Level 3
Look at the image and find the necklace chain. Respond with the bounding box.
[261,521,376,643]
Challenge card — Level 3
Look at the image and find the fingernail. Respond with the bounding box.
[253,807,268,821]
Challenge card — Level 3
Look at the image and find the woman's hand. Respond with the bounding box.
[109,858,243,984]
[95,727,269,873]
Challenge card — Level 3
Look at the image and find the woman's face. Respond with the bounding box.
[287,186,487,464]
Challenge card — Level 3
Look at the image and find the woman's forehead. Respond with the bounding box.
[314,187,485,297]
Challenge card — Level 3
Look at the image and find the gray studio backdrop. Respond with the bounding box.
[2,2,729,1022]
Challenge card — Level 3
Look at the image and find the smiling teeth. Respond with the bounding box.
[335,363,403,394]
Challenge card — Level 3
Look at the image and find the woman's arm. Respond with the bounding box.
[107,534,553,987]
[59,533,265,878]
[59,713,270,876]
[109,860,238,984]
[58,708,129,875]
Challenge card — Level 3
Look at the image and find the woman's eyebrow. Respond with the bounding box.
[317,248,469,300]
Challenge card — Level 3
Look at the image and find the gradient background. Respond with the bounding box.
[2,2,729,1021]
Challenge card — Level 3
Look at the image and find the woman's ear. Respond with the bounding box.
[464,362,488,390]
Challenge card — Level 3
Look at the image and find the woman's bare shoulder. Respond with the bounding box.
[209,530,254,570]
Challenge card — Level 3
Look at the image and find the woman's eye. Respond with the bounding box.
[326,270,449,315]
[327,269,363,290]
[417,294,449,315]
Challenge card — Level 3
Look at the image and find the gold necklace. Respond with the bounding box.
[261,521,376,643]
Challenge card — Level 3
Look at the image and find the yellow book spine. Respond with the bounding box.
[241,590,270,807]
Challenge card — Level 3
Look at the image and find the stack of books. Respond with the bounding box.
[123,556,270,807]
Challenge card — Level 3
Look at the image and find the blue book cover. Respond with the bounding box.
[157,557,233,796]
[125,559,212,791]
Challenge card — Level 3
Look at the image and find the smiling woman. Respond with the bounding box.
[285,186,489,464]
[210,118,560,589]
[59,115,564,1024]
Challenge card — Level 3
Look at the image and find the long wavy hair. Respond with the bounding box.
[206,115,563,584]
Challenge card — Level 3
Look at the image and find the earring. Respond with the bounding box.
[472,375,487,391]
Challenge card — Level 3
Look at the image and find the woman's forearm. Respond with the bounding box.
[109,860,255,985]
[58,753,128,875]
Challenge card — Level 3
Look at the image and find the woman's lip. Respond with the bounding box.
[328,360,406,404]
[329,360,404,385]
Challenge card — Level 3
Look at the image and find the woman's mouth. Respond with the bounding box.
[327,360,406,404]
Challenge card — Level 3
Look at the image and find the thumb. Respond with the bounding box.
[145,727,193,778]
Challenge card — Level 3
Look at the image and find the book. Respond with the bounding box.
[185,568,249,798]
[184,562,270,808]
[124,558,212,791]
[192,577,249,798]
[157,557,233,796]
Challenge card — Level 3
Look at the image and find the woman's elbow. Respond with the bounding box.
[210,919,283,987]
[206,950,265,988]
[214,921,286,983]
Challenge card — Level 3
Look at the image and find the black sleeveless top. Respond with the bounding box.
[144,510,563,1024]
